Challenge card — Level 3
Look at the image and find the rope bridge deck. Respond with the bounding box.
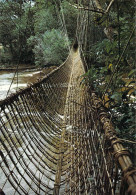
[0,49,136,195]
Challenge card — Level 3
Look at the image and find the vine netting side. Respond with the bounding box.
[0,54,72,195]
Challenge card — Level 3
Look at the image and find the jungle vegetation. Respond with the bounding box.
[79,0,136,161]
[0,0,77,66]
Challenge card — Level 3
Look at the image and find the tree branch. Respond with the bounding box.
[94,0,115,14]
[105,0,115,13]
[68,3,105,14]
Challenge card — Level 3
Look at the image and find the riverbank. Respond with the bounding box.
[0,66,36,71]
[0,63,36,71]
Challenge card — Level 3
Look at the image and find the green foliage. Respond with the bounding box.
[81,66,98,85]
[0,1,34,64]
[34,7,58,35]
[29,0,77,66]
[90,39,119,68]
[0,47,12,64]
[82,0,136,158]
[61,0,78,41]
[112,102,136,155]
[28,29,69,67]
[0,0,77,66]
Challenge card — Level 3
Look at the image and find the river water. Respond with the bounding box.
[0,68,55,100]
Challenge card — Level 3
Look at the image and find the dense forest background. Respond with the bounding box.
[0,0,135,161]
[0,0,76,66]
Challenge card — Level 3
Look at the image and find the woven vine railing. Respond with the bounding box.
[0,49,136,195]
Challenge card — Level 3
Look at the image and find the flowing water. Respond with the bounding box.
[0,68,55,100]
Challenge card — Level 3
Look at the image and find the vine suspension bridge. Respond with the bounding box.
[0,1,136,195]
[0,48,136,195]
